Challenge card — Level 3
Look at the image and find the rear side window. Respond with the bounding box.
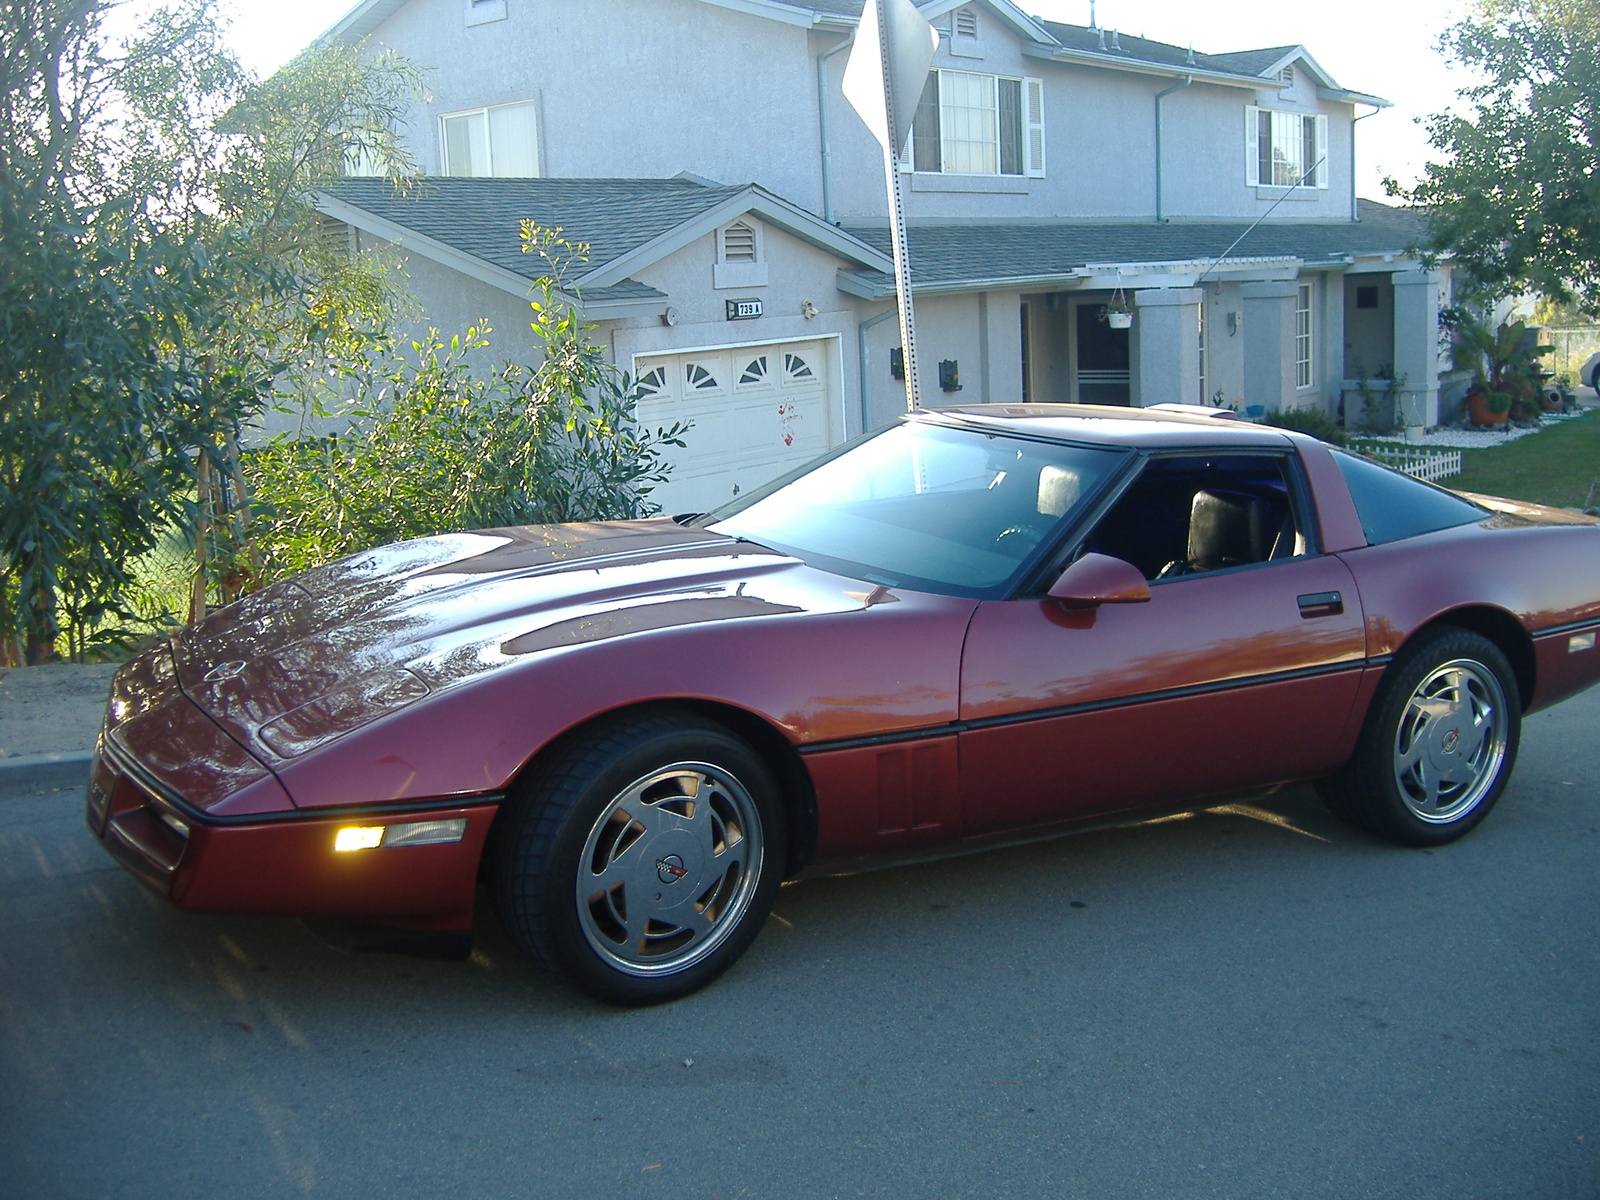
[1329,449,1486,546]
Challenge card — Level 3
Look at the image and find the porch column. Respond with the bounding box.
[1131,287,1202,407]
[1392,269,1442,429]
[1240,280,1297,413]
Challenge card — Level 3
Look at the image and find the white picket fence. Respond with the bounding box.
[1355,446,1463,483]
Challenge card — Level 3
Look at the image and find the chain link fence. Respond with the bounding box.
[1540,325,1600,384]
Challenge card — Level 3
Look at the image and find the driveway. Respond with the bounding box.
[2,688,1597,1199]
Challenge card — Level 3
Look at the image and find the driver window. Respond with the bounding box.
[1081,454,1308,582]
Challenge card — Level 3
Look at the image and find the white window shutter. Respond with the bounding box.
[1024,76,1045,177]
[1315,114,1329,188]
[1245,105,1261,187]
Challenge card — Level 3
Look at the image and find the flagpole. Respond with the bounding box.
[873,0,922,413]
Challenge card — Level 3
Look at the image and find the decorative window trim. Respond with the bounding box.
[439,98,540,177]
[1245,105,1327,190]
[905,69,1044,179]
[1295,282,1315,390]
[466,0,507,27]
[714,220,768,289]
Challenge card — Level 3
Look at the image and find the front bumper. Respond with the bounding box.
[86,736,500,932]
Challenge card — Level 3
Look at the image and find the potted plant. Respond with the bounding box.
[1101,287,1133,329]
[1478,390,1512,426]
[1446,310,1551,424]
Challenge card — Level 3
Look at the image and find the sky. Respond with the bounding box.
[216,0,1473,201]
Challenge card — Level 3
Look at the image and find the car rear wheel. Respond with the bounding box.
[1318,627,1519,846]
[491,710,786,1005]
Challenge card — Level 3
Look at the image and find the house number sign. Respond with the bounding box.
[725,298,763,321]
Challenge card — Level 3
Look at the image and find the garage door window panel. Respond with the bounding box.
[685,361,724,396]
[737,356,771,389]
[782,352,818,386]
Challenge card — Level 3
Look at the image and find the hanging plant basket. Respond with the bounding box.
[1102,285,1133,329]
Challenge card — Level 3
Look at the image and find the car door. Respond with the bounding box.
[957,450,1368,835]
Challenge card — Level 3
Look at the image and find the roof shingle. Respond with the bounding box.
[323,176,749,282]
[840,200,1431,290]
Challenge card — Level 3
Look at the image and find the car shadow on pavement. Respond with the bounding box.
[34,781,1390,1021]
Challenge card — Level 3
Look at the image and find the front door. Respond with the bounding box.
[1072,298,1131,406]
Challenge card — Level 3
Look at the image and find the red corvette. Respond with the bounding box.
[88,405,1600,1003]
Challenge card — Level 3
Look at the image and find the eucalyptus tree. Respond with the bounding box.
[0,0,420,662]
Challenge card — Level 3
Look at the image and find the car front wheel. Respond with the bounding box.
[1318,627,1520,846]
[491,711,786,1005]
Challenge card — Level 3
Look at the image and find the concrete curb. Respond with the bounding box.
[0,750,94,791]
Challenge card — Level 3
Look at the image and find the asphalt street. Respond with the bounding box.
[2,688,1597,1200]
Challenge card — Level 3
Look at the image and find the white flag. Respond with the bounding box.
[841,0,939,157]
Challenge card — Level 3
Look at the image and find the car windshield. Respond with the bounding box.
[703,419,1128,596]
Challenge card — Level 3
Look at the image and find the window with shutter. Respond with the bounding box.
[1246,106,1326,190]
[1024,77,1045,177]
[908,70,1044,179]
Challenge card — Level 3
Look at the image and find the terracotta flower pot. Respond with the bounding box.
[1467,389,1510,426]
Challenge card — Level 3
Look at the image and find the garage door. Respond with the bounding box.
[632,339,833,515]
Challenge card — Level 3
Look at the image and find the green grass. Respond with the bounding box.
[1446,410,1600,509]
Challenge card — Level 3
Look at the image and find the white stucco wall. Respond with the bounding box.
[362,0,1364,227]
[823,33,1359,223]
[367,0,826,205]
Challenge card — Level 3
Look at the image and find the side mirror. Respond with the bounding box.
[1047,553,1152,608]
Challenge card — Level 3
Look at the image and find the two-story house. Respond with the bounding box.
[314,0,1443,512]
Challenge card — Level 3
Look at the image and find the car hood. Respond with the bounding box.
[171,519,833,762]
[1458,491,1600,527]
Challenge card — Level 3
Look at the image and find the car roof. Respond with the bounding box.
[914,403,1298,451]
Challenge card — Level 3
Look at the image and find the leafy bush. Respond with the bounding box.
[244,232,686,582]
[1261,405,1347,445]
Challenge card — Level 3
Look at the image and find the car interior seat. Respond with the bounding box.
[1180,489,1280,573]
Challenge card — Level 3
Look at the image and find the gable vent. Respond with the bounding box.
[954,8,978,38]
[722,222,757,262]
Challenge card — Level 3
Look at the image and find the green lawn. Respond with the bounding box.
[1445,410,1600,509]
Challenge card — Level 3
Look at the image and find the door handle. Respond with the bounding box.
[1297,591,1344,618]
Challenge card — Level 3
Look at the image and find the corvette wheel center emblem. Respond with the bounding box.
[656,855,688,883]
[1441,728,1460,754]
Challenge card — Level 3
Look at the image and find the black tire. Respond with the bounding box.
[491,710,787,1005]
[1318,627,1520,846]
